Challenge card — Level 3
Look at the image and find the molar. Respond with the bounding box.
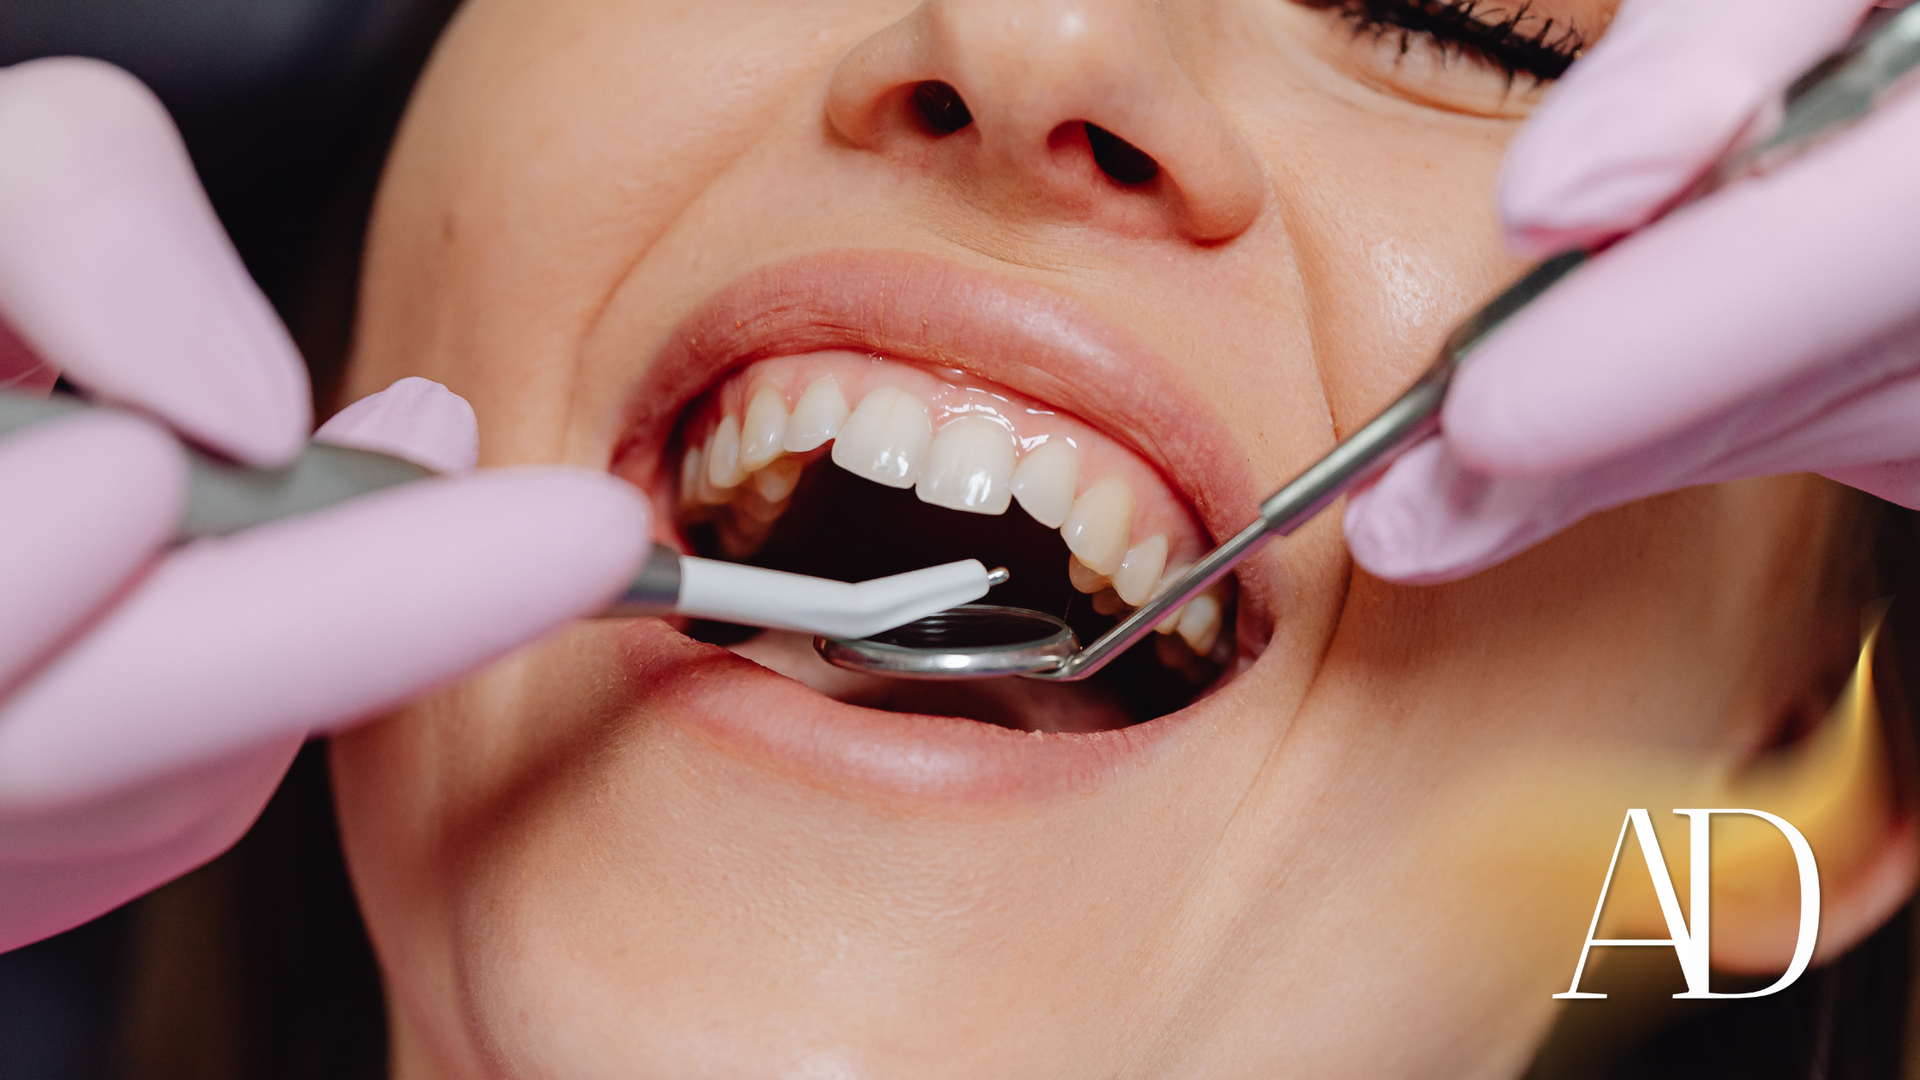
[832,387,932,488]
[1009,440,1078,528]
[679,445,705,507]
[739,385,788,471]
[707,416,747,489]
[1111,535,1168,606]
[783,377,850,452]
[1060,476,1134,576]
[916,416,1014,515]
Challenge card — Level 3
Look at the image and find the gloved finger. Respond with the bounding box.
[0,736,296,953]
[1449,85,1920,479]
[0,58,310,466]
[0,469,650,806]
[1346,403,1740,583]
[314,376,482,476]
[0,317,56,396]
[0,413,184,690]
[1500,0,1866,257]
[1345,438,1584,584]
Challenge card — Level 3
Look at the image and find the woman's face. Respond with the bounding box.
[332,0,1880,1076]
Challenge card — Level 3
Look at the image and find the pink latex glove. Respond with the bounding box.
[0,59,651,952]
[1344,0,1920,583]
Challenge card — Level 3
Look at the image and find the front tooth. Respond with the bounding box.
[1060,476,1134,576]
[1067,554,1108,594]
[707,415,748,489]
[1091,588,1128,616]
[831,386,932,488]
[1177,594,1222,655]
[1009,441,1079,528]
[750,456,803,501]
[1111,535,1168,606]
[784,377,851,452]
[739,385,789,471]
[916,417,1015,514]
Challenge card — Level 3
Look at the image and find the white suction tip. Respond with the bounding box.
[674,557,1002,639]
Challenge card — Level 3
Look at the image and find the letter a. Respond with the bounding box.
[1553,808,1820,1000]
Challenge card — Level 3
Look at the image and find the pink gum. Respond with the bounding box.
[683,351,1209,564]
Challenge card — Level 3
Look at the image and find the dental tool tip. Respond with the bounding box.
[987,567,1012,587]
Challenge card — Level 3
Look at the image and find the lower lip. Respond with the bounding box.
[613,619,1196,801]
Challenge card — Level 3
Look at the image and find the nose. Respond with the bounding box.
[826,0,1267,243]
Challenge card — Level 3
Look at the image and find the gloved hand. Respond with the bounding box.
[0,58,651,952]
[1344,0,1920,583]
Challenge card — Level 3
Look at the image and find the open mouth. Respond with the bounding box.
[608,251,1269,753]
[666,350,1236,732]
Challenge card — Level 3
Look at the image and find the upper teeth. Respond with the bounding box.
[831,385,932,488]
[916,415,1015,514]
[678,374,1228,656]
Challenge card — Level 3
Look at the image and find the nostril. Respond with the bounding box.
[910,81,974,136]
[1085,123,1159,186]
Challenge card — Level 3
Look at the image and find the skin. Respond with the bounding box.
[331,1,1919,1076]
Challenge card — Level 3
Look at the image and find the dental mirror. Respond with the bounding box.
[814,0,1920,683]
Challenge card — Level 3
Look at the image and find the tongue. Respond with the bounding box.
[726,630,1137,733]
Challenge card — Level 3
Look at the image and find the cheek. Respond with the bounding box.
[349,0,902,441]
[1201,14,1522,425]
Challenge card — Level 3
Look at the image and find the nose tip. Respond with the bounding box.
[827,0,1266,243]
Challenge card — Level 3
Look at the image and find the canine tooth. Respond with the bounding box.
[784,377,851,452]
[739,385,789,471]
[1060,476,1134,576]
[750,456,803,501]
[1091,588,1128,616]
[916,416,1015,514]
[832,387,932,488]
[1157,605,1186,634]
[1067,554,1108,594]
[1009,441,1079,528]
[1112,535,1168,606]
[1177,594,1222,655]
[707,415,748,489]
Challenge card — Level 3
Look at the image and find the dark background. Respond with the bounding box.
[0,3,457,1077]
[1,3,1917,1078]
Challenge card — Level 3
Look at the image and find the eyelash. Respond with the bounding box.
[1302,0,1587,84]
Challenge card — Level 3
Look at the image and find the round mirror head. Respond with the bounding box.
[813,604,1078,679]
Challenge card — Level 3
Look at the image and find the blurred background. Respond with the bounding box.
[0,2,458,1077]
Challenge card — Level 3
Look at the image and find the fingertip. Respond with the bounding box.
[0,57,312,467]
[1497,6,1783,250]
[316,377,482,475]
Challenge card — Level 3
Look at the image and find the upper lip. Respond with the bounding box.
[609,247,1273,614]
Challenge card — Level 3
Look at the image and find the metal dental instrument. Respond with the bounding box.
[815,0,1920,682]
[0,391,1008,640]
